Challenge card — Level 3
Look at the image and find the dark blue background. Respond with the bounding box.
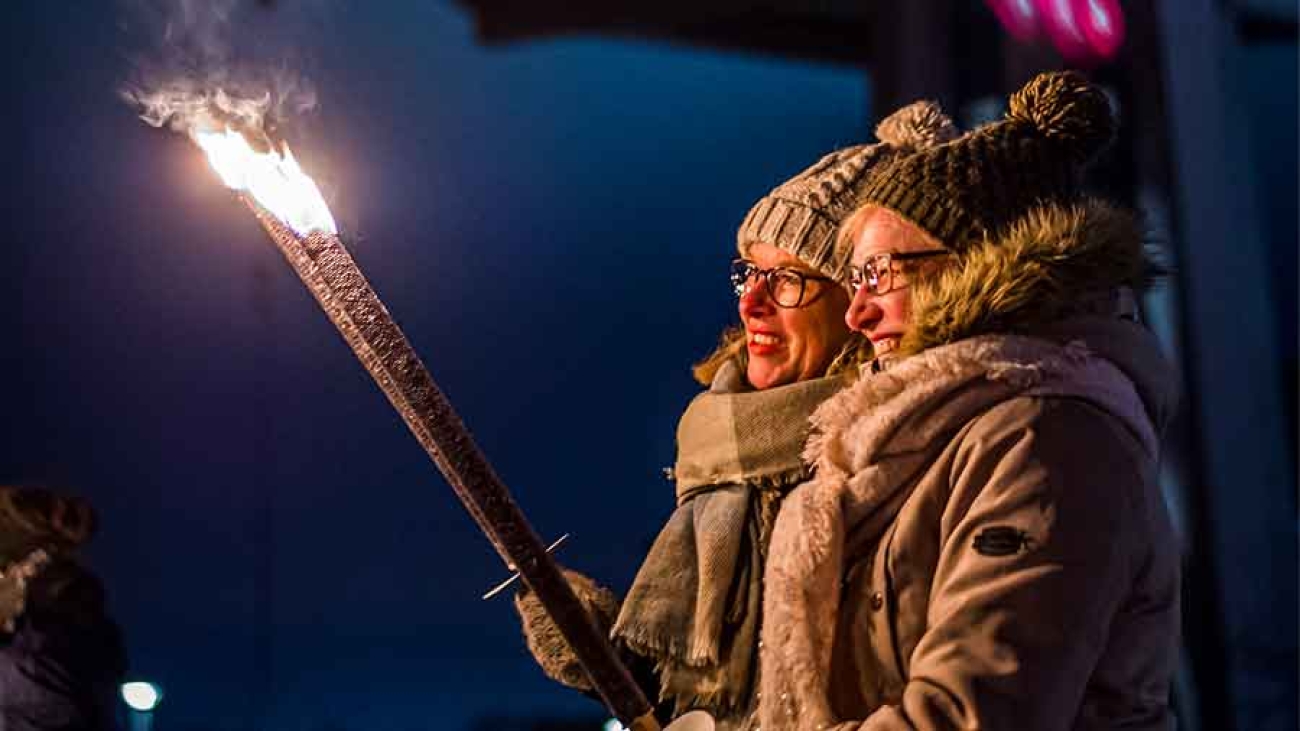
[3,2,869,729]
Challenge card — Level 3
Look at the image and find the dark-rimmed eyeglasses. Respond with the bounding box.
[848,250,951,296]
[730,259,833,309]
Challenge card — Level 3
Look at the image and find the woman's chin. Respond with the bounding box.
[747,365,792,391]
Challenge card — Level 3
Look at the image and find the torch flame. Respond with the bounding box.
[193,127,337,236]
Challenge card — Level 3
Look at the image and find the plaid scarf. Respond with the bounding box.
[613,368,845,721]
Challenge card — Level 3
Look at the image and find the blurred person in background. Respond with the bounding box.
[0,486,128,731]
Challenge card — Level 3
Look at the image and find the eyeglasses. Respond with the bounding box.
[730,259,833,308]
[848,250,951,296]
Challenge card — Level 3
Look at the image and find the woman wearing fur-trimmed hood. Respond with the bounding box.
[759,72,1181,730]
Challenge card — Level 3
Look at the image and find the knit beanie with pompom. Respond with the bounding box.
[857,70,1116,251]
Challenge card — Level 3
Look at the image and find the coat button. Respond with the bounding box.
[870,591,884,611]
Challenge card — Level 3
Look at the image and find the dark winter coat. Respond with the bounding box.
[0,559,127,731]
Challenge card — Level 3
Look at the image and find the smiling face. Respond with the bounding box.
[843,206,951,357]
[736,243,852,390]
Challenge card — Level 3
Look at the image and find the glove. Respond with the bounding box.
[514,568,620,691]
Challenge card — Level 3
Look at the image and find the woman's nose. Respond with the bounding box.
[844,287,882,333]
[738,279,774,317]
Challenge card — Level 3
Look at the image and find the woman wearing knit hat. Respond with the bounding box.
[0,486,128,731]
[759,71,1180,730]
[515,103,960,730]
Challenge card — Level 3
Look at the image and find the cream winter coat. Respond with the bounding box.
[759,200,1182,731]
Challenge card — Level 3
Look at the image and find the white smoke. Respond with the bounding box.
[119,0,320,147]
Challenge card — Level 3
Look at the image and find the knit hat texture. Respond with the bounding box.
[858,71,1116,251]
[737,101,959,283]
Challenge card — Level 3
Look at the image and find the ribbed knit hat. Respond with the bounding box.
[737,101,959,283]
[857,71,1116,251]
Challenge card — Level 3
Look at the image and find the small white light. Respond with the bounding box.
[603,719,627,731]
[121,681,162,712]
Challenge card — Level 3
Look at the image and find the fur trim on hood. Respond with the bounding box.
[900,198,1161,357]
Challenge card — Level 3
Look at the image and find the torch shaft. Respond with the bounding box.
[244,199,658,731]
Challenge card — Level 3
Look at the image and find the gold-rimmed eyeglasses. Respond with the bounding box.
[847,250,951,296]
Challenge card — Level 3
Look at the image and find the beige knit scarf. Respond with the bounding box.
[759,335,1157,730]
[613,369,846,719]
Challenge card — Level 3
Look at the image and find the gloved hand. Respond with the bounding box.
[0,549,50,633]
[514,567,620,691]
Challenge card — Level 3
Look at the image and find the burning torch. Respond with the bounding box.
[186,127,664,731]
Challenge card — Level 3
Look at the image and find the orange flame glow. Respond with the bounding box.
[193,127,337,236]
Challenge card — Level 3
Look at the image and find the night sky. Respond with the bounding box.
[3,2,869,729]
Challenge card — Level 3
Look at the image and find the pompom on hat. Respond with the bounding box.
[736,100,959,283]
[857,70,1116,251]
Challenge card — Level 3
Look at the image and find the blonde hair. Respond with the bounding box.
[835,204,949,262]
[836,204,955,300]
[835,205,874,263]
[692,326,747,386]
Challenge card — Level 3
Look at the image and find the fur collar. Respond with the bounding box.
[807,335,1159,481]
